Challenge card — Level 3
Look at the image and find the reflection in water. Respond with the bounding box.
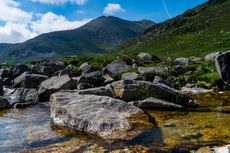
[0,92,229,152]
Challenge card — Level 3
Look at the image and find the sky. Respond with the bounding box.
[0,0,207,44]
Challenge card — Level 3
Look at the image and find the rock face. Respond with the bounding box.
[32,59,66,76]
[9,88,38,107]
[111,80,193,106]
[38,75,76,101]
[121,72,140,80]
[103,60,130,78]
[0,96,9,110]
[215,51,230,84]
[130,97,183,110]
[50,92,153,140]
[172,57,189,65]
[137,52,153,63]
[13,72,48,88]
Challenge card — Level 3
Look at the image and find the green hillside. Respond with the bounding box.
[0,16,155,63]
[118,0,230,58]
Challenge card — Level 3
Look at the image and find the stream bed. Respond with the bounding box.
[0,91,229,153]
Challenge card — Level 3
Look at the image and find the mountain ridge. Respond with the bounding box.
[0,16,155,63]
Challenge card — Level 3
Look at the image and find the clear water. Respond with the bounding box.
[0,92,229,152]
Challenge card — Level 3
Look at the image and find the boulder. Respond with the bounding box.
[2,77,13,86]
[215,51,230,84]
[50,92,153,140]
[153,76,174,88]
[52,69,70,77]
[111,80,194,106]
[172,57,189,65]
[9,88,38,108]
[130,97,183,110]
[0,68,10,78]
[77,83,94,90]
[103,60,130,78]
[103,75,115,85]
[136,52,153,63]
[32,59,66,76]
[0,79,3,96]
[78,85,115,98]
[121,72,140,80]
[0,96,9,110]
[78,62,92,74]
[13,72,48,88]
[204,52,221,61]
[138,66,168,81]
[9,65,30,78]
[38,75,76,101]
[77,71,102,87]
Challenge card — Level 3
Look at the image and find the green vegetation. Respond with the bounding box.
[118,0,230,58]
[0,16,155,63]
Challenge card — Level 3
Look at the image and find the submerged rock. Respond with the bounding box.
[50,92,153,140]
[111,80,193,106]
[38,75,76,101]
[130,97,183,110]
[215,51,230,84]
[9,88,38,107]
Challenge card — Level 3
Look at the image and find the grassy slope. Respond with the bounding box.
[118,0,230,58]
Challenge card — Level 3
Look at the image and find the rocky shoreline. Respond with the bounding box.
[0,51,229,152]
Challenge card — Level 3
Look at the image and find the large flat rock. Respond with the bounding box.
[50,92,153,141]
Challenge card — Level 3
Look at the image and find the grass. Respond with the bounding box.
[118,0,230,58]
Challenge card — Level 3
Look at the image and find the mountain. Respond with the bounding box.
[0,16,155,63]
[118,0,230,58]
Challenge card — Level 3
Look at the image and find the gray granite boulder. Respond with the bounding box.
[13,72,48,88]
[103,60,130,78]
[205,52,221,61]
[38,75,76,101]
[9,88,38,108]
[111,80,193,106]
[50,92,153,140]
[130,97,183,110]
[172,57,189,65]
[121,72,140,80]
[0,96,9,110]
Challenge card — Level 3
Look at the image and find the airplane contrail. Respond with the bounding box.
[162,0,172,19]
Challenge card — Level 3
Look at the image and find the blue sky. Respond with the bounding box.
[0,0,207,43]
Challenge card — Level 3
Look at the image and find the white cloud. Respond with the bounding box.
[0,0,32,23]
[0,0,91,43]
[31,0,87,5]
[103,3,125,15]
[31,12,91,34]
